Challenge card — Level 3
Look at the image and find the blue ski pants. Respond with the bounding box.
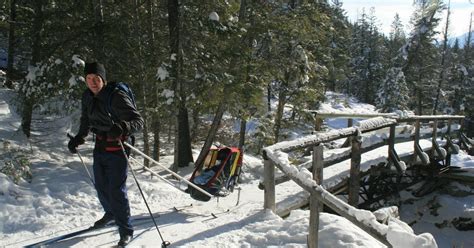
[93,150,133,237]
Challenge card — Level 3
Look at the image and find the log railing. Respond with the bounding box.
[262,113,466,248]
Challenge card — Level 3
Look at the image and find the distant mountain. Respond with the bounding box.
[448,32,473,48]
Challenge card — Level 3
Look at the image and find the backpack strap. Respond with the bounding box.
[106,82,136,122]
[105,83,119,121]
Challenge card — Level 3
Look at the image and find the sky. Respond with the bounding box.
[341,0,473,38]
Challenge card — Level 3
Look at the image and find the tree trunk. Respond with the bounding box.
[151,64,161,162]
[432,0,450,115]
[168,0,180,172]
[168,121,172,143]
[177,103,193,167]
[194,102,226,168]
[193,0,249,162]
[172,121,179,172]
[21,99,33,138]
[236,0,250,151]
[132,0,151,167]
[238,118,247,150]
[5,0,17,89]
[144,0,161,163]
[267,84,272,112]
[416,86,423,115]
[239,0,247,20]
[274,90,287,143]
[140,98,150,167]
[168,0,193,169]
[190,108,200,142]
[152,118,161,162]
[464,13,472,64]
[93,0,105,60]
[21,0,44,138]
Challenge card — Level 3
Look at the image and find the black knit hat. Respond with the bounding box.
[84,62,106,82]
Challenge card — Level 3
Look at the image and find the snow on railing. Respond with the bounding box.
[397,115,465,122]
[262,114,466,248]
[267,117,396,153]
[358,117,396,131]
[306,110,397,119]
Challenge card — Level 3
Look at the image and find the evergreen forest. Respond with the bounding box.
[0,0,473,170]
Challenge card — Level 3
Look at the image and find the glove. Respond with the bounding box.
[68,136,85,154]
[108,121,130,139]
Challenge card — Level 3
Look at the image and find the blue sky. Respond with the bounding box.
[341,0,473,37]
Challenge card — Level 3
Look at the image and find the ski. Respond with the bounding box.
[172,203,193,212]
[25,214,159,248]
[24,224,111,248]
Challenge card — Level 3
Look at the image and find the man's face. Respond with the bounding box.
[85,74,104,95]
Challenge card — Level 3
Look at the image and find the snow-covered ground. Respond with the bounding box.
[1,87,473,247]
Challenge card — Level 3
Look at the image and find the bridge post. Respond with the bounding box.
[388,124,396,155]
[308,144,324,248]
[413,120,420,163]
[263,151,276,213]
[446,120,452,166]
[315,114,323,131]
[341,119,354,147]
[432,120,438,158]
[348,133,361,206]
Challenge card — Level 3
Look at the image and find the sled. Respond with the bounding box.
[187,146,243,201]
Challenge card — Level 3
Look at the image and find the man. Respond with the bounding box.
[68,62,143,247]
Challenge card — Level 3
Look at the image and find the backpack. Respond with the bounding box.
[106,82,137,121]
[105,82,138,147]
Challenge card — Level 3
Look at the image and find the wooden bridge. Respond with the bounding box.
[260,113,472,248]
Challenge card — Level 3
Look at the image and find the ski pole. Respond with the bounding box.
[129,156,179,190]
[67,133,94,185]
[124,141,214,199]
[117,140,170,248]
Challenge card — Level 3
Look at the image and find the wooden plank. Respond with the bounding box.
[341,119,354,147]
[348,135,361,206]
[432,120,438,158]
[446,120,453,166]
[313,145,324,185]
[308,144,324,248]
[413,120,421,163]
[388,125,396,156]
[315,116,323,131]
[263,153,276,213]
[438,173,474,183]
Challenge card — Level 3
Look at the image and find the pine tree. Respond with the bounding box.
[387,13,407,64]
[347,8,385,104]
[4,0,16,89]
[401,0,444,114]
[432,0,452,114]
[326,1,351,92]
[460,13,474,136]
[256,2,327,142]
[17,0,91,137]
[447,39,464,113]
[376,67,409,112]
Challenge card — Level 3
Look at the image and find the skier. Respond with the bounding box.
[67,62,143,247]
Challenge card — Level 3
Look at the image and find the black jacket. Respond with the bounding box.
[76,83,143,139]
